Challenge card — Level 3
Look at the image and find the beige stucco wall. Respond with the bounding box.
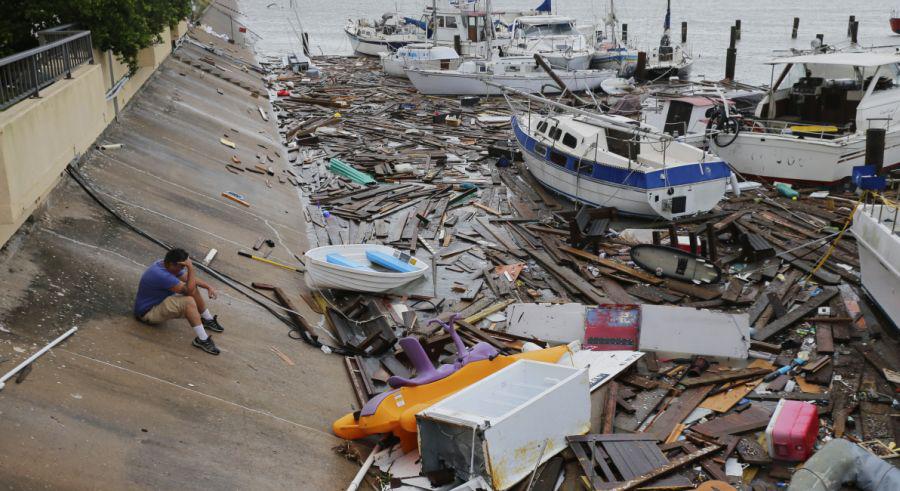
[0,25,185,247]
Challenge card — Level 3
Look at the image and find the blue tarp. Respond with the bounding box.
[536,0,551,13]
[403,17,427,30]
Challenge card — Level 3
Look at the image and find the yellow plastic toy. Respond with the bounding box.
[333,345,569,451]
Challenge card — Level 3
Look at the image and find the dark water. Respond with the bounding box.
[236,0,898,84]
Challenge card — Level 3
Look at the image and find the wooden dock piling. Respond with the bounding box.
[681,22,687,44]
[850,21,859,44]
[734,20,741,40]
[622,24,628,44]
[848,15,855,36]
[866,128,886,174]
[792,17,799,39]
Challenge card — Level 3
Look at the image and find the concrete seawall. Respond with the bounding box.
[0,8,358,490]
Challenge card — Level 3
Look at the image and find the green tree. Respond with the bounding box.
[0,0,191,73]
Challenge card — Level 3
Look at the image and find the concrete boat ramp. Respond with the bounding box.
[0,22,358,490]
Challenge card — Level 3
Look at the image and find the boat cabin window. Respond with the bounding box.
[521,22,577,37]
[606,129,640,160]
[548,150,568,167]
[437,16,457,29]
[550,127,562,140]
[537,121,549,133]
[562,133,578,148]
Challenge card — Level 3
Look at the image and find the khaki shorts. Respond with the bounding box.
[140,295,192,324]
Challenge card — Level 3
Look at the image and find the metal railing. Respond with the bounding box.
[0,25,93,110]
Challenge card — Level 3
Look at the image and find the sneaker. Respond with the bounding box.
[192,336,220,355]
[202,315,224,333]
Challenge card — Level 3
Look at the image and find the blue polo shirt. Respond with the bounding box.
[134,261,184,317]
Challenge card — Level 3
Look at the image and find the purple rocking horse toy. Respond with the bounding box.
[387,314,500,388]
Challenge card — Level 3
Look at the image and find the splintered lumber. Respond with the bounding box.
[527,249,607,304]
[680,367,771,387]
[692,404,773,438]
[608,444,721,491]
[644,385,714,441]
[752,288,839,340]
[462,299,515,325]
[252,282,318,341]
[475,217,524,257]
[558,245,663,285]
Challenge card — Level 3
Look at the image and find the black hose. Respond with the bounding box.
[64,165,358,356]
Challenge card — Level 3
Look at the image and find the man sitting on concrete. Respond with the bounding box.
[134,248,224,355]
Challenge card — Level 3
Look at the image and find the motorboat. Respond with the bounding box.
[642,85,763,144]
[503,15,594,70]
[589,0,638,75]
[643,0,693,81]
[380,43,461,78]
[344,13,424,56]
[710,51,900,184]
[406,56,615,96]
[852,192,899,329]
[304,244,429,292]
[509,91,733,220]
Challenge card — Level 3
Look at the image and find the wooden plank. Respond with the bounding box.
[602,382,617,434]
[752,288,839,341]
[644,385,713,441]
[680,368,771,387]
[527,249,607,304]
[692,404,772,438]
[608,445,721,491]
[475,217,524,257]
[815,325,834,354]
[699,360,773,413]
[559,245,663,285]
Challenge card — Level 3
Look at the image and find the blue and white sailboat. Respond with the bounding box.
[508,90,733,220]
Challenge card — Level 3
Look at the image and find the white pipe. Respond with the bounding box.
[346,445,379,491]
[0,326,78,391]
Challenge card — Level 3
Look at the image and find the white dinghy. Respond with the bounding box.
[304,244,429,292]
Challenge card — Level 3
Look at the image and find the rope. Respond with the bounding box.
[802,191,865,283]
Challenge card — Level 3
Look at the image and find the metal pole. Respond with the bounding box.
[0,326,78,390]
[30,55,40,98]
[63,41,72,78]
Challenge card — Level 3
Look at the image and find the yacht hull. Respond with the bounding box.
[346,29,412,57]
[852,204,900,330]
[712,130,900,184]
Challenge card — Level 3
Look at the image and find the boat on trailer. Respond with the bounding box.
[710,51,900,184]
[508,91,733,220]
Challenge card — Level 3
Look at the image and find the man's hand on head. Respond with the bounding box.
[179,258,193,270]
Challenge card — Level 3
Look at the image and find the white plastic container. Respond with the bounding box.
[417,360,590,490]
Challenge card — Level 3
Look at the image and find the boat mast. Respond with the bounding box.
[432,0,437,43]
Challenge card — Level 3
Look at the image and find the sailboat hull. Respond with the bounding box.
[512,116,730,219]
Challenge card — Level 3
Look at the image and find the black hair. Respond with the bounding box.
[164,248,189,265]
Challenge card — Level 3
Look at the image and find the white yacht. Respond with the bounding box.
[504,15,594,70]
[852,192,900,329]
[711,52,900,184]
[380,44,461,78]
[510,94,733,219]
[406,56,615,96]
[344,13,424,56]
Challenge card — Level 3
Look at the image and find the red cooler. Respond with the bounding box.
[765,399,819,461]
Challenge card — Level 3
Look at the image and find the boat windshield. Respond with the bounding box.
[521,22,577,37]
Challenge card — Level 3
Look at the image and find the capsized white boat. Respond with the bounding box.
[711,51,900,184]
[380,43,461,78]
[852,193,900,329]
[406,56,615,96]
[304,244,429,292]
[507,89,733,219]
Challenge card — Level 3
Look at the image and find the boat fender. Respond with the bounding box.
[730,173,741,196]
